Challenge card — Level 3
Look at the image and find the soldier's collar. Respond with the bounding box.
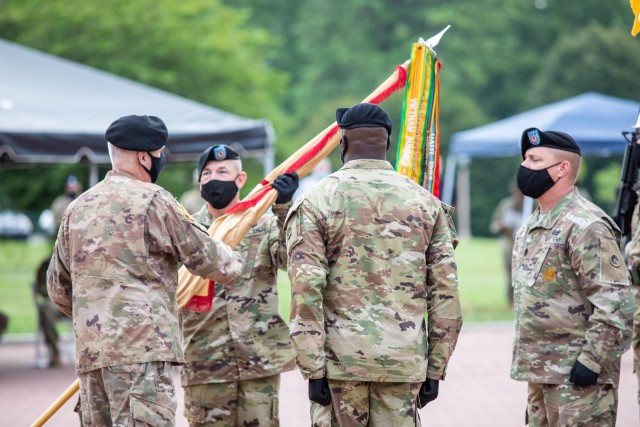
[530,188,580,230]
[341,159,394,170]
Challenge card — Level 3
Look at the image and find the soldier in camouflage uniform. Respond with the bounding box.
[34,175,84,367]
[51,175,83,234]
[511,127,634,426]
[285,103,463,426]
[180,144,298,427]
[489,181,523,307]
[47,115,243,426]
[625,175,640,421]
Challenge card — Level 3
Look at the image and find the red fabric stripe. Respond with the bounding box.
[182,280,215,312]
[286,126,340,174]
[227,186,270,214]
[369,65,407,105]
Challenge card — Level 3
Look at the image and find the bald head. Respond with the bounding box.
[340,127,389,163]
[108,143,137,169]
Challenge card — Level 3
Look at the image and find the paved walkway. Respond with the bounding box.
[1,323,637,426]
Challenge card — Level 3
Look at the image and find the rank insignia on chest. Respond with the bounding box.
[543,267,556,282]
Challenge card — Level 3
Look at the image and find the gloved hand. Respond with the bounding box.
[569,360,598,388]
[308,376,331,406]
[417,378,439,409]
[272,172,299,204]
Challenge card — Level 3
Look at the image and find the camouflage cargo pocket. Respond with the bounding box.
[130,394,176,426]
[439,202,459,250]
[285,211,304,258]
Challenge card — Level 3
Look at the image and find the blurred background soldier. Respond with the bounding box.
[285,103,462,426]
[489,180,523,306]
[179,168,205,214]
[0,311,8,344]
[180,144,297,427]
[34,257,62,367]
[47,115,243,426]
[511,128,633,426]
[32,174,84,367]
[51,175,83,234]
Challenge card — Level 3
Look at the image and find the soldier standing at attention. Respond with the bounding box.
[47,115,243,426]
[623,129,640,422]
[511,128,634,426]
[285,103,463,426]
[180,144,298,427]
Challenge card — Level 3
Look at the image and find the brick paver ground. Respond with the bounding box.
[1,323,636,426]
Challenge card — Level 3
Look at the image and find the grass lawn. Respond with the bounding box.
[0,238,53,335]
[0,236,512,336]
[277,237,513,324]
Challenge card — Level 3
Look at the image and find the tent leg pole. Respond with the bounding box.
[457,156,471,238]
[88,163,98,187]
[441,155,457,205]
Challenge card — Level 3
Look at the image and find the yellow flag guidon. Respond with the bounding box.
[631,0,640,36]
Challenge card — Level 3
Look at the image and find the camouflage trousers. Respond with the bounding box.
[78,361,176,426]
[310,380,421,427]
[526,382,617,427]
[183,374,280,427]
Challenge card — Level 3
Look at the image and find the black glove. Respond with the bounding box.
[272,172,299,204]
[417,378,439,409]
[308,376,331,406]
[569,360,598,388]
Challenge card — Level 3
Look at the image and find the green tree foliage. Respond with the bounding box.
[0,0,286,119]
[528,22,640,105]
[0,0,287,215]
[0,0,636,234]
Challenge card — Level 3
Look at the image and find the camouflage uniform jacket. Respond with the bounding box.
[510,188,633,386]
[626,197,640,276]
[47,170,242,375]
[180,203,295,385]
[285,159,462,382]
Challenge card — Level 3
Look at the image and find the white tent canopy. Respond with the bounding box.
[0,39,274,184]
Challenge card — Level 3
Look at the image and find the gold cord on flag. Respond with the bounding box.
[395,41,442,197]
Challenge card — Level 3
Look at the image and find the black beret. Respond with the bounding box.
[197,145,241,181]
[105,115,168,151]
[336,103,392,135]
[521,127,581,159]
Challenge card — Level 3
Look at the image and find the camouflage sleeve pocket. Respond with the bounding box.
[285,210,304,258]
[599,243,630,286]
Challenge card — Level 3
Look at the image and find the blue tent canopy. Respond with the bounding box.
[442,92,639,236]
[449,92,638,158]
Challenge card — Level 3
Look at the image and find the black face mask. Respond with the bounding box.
[516,162,561,199]
[141,152,166,183]
[201,178,239,209]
